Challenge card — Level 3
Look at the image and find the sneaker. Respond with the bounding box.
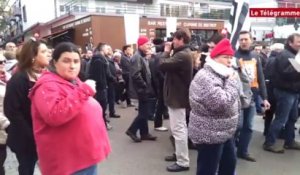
[110,113,121,118]
[105,114,110,123]
[106,123,112,130]
[237,153,256,162]
[166,163,189,172]
[165,154,177,162]
[127,104,135,107]
[155,127,168,132]
[284,141,300,150]
[126,130,141,143]
[141,134,157,141]
[263,144,284,153]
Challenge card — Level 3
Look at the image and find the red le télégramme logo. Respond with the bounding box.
[250,8,300,18]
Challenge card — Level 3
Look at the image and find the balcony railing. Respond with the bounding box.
[60,1,231,20]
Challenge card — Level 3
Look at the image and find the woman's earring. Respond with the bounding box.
[32,58,35,63]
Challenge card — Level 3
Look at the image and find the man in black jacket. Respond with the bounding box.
[263,43,284,136]
[120,45,134,107]
[126,36,157,142]
[160,28,192,172]
[264,33,300,153]
[89,43,113,130]
[149,44,168,131]
[106,45,121,119]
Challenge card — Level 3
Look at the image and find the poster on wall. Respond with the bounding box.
[166,17,177,38]
[124,14,140,44]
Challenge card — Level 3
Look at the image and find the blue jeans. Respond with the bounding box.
[148,98,157,120]
[127,99,152,136]
[265,88,299,146]
[72,165,97,175]
[237,103,256,156]
[196,139,236,175]
[252,88,263,113]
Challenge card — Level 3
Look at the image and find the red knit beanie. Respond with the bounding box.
[137,36,150,47]
[210,38,234,58]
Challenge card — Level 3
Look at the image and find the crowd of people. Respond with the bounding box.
[0,27,299,175]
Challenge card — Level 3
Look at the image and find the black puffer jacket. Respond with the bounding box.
[273,44,300,93]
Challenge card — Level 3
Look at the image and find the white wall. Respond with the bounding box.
[249,0,277,41]
[274,25,300,39]
[57,0,160,17]
[21,0,56,31]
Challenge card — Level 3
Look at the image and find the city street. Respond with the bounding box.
[4,104,300,175]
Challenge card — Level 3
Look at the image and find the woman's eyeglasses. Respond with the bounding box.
[0,60,7,65]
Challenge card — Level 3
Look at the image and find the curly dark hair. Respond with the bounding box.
[173,28,192,44]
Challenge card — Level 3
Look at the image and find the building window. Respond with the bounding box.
[116,9,121,14]
[96,7,100,12]
[155,29,166,38]
[190,29,217,41]
[96,7,105,13]
[59,5,64,12]
[160,4,180,17]
[73,5,80,12]
[81,6,87,12]
[65,5,70,12]
[22,5,27,22]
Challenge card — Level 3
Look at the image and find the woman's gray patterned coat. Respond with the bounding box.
[188,60,240,144]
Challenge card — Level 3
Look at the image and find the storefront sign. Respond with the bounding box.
[62,17,91,30]
[146,20,218,29]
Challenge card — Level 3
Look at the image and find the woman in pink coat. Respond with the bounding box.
[29,42,111,175]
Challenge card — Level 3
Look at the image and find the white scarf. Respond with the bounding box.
[205,56,234,77]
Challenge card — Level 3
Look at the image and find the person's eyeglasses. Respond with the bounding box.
[0,60,7,64]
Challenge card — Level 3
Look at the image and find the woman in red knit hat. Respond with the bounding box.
[188,38,240,175]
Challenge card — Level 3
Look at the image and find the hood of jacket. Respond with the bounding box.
[28,72,82,100]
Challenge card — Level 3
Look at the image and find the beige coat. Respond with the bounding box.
[0,84,10,144]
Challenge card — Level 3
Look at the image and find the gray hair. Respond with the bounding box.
[113,52,122,58]
[270,43,284,51]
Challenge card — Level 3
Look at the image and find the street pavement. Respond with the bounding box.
[4,104,300,175]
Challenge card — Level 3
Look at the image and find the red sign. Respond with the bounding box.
[250,8,300,17]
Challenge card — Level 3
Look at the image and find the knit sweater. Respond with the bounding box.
[188,59,240,144]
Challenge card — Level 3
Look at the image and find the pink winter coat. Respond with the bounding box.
[29,72,111,175]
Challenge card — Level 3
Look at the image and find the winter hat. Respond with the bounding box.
[137,36,150,47]
[210,38,234,58]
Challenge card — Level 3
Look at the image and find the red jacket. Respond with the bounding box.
[29,72,111,175]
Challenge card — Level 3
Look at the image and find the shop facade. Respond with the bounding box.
[51,14,225,50]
